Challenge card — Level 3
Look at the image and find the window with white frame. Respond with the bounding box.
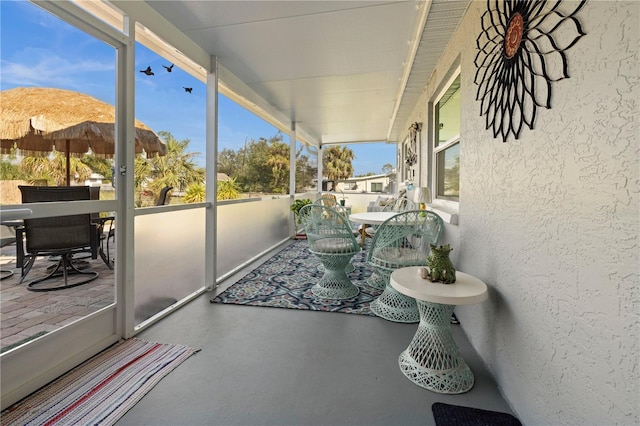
[434,74,460,201]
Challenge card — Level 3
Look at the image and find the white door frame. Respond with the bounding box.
[0,0,130,409]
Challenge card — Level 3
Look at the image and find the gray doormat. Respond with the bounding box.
[432,402,522,426]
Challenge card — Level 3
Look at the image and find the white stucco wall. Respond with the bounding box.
[406,1,639,424]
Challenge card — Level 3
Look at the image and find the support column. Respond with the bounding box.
[289,122,297,195]
[289,123,297,237]
[317,143,323,195]
[205,55,218,292]
[117,15,136,338]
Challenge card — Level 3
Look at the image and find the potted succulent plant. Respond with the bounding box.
[338,189,348,206]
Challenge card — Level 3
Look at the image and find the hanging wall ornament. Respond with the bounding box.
[473,0,586,142]
[405,122,420,166]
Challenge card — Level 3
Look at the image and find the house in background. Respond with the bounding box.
[83,172,104,187]
[337,172,394,194]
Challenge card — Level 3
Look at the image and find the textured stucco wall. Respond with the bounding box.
[407,1,639,424]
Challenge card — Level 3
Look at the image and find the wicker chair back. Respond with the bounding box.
[382,197,416,212]
[366,209,444,322]
[367,210,444,270]
[297,204,360,299]
[319,193,338,207]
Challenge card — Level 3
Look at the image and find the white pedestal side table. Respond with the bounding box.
[390,267,488,394]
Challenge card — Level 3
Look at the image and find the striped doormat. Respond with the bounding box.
[1,338,199,426]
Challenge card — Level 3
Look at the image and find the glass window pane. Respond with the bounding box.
[295,141,317,193]
[133,40,206,207]
[435,76,461,147]
[135,208,204,325]
[217,96,287,197]
[0,1,117,350]
[324,143,396,194]
[436,142,460,199]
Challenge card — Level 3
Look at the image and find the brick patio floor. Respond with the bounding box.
[0,242,115,352]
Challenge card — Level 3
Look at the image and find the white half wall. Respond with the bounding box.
[407,1,639,424]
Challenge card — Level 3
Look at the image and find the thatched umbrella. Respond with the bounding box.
[0,87,167,185]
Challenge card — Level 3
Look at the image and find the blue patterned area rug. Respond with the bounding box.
[210,240,382,315]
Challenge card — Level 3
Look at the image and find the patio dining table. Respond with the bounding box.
[348,211,399,248]
[1,212,114,270]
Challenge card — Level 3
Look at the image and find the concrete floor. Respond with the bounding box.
[117,265,517,425]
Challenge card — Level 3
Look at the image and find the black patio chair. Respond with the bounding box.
[0,226,16,280]
[18,185,99,291]
[156,186,173,206]
[89,186,115,269]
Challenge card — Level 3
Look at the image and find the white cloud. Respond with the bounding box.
[1,47,113,89]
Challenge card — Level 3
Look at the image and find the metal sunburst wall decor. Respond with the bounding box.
[474,0,586,142]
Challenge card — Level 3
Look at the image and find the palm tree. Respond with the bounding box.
[81,155,114,184]
[134,131,205,205]
[20,151,93,186]
[217,178,240,200]
[323,146,355,181]
[183,182,206,203]
[266,141,289,193]
[0,160,27,180]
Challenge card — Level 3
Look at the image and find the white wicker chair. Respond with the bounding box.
[367,210,444,322]
[298,204,360,299]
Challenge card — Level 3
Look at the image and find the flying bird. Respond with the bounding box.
[163,63,174,72]
[183,87,193,93]
[139,66,154,76]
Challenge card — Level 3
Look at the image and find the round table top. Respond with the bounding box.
[390,266,488,305]
[349,211,398,225]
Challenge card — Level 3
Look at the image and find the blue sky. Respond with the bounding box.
[0,1,395,175]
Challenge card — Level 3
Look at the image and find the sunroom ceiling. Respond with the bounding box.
[140,0,469,145]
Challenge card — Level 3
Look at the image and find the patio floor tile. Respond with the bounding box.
[1,244,115,352]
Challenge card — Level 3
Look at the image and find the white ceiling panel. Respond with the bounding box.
[148,1,401,31]
[140,0,470,145]
[254,72,398,107]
